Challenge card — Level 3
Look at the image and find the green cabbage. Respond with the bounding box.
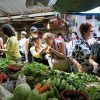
[13,83,31,100]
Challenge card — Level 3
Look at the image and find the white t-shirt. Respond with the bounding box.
[67,40,77,54]
[19,38,27,54]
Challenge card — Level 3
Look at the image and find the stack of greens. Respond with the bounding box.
[0,58,10,74]
[21,62,49,88]
[41,70,100,99]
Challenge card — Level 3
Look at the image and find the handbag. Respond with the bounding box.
[47,55,69,71]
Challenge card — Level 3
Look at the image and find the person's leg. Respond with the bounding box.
[28,54,33,63]
[20,51,25,62]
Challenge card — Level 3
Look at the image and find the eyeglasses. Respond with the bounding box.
[89,30,94,32]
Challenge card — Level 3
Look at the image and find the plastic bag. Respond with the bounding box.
[16,74,26,87]
[0,85,11,99]
[1,79,15,93]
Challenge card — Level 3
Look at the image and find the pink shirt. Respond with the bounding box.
[55,36,64,42]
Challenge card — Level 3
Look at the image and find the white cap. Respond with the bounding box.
[21,31,27,35]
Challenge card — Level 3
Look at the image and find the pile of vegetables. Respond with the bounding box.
[3,83,32,100]
[81,86,100,100]
[41,70,99,90]
[34,83,50,94]
[40,70,100,99]
[0,58,49,85]
[22,62,48,76]
[0,58,48,75]
[3,83,59,100]
[0,58,10,74]
[0,58,100,99]
[21,62,49,88]
[2,79,100,100]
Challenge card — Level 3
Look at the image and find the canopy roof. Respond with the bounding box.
[53,0,100,12]
[0,0,53,17]
[81,7,100,14]
[26,0,100,13]
[67,7,100,15]
[0,0,100,17]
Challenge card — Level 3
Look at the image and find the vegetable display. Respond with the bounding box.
[0,58,100,100]
[41,70,99,90]
[3,83,59,100]
[41,70,100,100]
[22,62,48,76]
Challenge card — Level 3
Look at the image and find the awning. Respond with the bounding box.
[27,0,100,13]
[1,0,100,21]
[0,0,53,17]
[66,7,100,15]
[53,0,100,12]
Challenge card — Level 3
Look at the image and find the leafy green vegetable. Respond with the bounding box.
[0,58,10,73]
[13,83,32,100]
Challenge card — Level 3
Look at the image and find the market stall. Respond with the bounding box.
[0,0,100,100]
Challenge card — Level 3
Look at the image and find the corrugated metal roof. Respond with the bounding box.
[0,0,53,17]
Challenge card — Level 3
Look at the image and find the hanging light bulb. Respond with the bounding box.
[47,22,50,29]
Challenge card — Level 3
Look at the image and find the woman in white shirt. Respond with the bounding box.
[19,31,27,62]
[67,32,78,57]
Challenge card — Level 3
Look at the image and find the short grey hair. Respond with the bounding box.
[43,32,54,41]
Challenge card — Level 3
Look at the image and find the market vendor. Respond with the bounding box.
[0,24,21,63]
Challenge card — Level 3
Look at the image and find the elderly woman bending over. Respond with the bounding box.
[43,32,68,71]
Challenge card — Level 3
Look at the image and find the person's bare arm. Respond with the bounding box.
[25,39,29,62]
[89,55,99,68]
[30,46,46,58]
[49,42,66,58]
[0,49,7,52]
[71,58,83,72]
[0,38,4,49]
